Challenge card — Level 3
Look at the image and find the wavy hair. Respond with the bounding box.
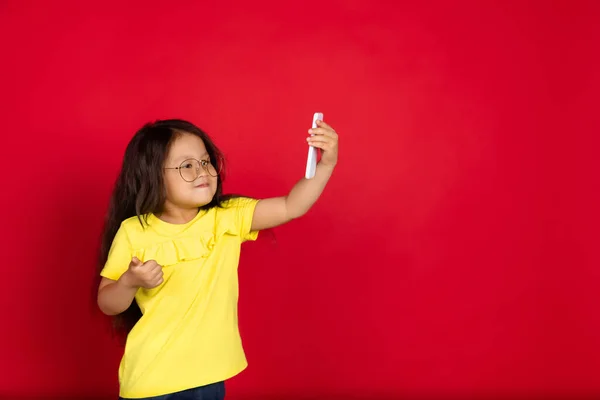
[97,119,235,338]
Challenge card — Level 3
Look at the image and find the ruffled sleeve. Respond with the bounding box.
[222,197,260,242]
[100,223,133,281]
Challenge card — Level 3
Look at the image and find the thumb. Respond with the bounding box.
[130,256,142,267]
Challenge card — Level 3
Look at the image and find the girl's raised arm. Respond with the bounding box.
[251,119,339,231]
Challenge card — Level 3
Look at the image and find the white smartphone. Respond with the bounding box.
[305,112,323,179]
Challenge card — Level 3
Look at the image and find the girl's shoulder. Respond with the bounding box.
[117,214,154,238]
[121,214,148,226]
[219,196,258,210]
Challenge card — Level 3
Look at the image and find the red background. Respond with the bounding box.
[1,1,599,399]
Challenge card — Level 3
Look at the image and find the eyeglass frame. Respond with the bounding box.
[164,158,221,182]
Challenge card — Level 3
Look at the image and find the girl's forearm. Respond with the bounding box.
[97,273,139,316]
[285,163,335,219]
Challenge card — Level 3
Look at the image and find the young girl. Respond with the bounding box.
[97,118,338,400]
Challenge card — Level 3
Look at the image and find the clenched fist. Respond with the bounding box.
[121,257,164,289]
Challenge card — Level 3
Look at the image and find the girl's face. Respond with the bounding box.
[162,132,219,210]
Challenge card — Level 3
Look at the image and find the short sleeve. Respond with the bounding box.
[226,197,260,242]
[100,223,133,281]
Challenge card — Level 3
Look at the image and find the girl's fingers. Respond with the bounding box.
[307,135,333,144]
[307,139,336,149]
[308,127,337,137]
[315,120,335,132]
[307,141,328,150]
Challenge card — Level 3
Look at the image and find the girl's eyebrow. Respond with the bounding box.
[176,153,209,162]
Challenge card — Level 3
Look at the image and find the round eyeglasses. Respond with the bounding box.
[164,158,221,182]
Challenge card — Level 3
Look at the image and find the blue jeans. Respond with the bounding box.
[119,381,225,400]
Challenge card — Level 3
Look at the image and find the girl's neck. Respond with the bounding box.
[156,206,199,225]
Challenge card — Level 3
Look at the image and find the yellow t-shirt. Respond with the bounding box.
[100,197,259,399]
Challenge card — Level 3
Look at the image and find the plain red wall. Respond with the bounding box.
[1,1,599,399]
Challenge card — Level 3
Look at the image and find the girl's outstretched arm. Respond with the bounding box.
[251,119,339,231]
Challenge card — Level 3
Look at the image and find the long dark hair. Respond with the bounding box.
[97,119,234,339]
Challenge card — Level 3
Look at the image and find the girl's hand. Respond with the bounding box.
[307,120,339,168]
[121,257,164,289]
